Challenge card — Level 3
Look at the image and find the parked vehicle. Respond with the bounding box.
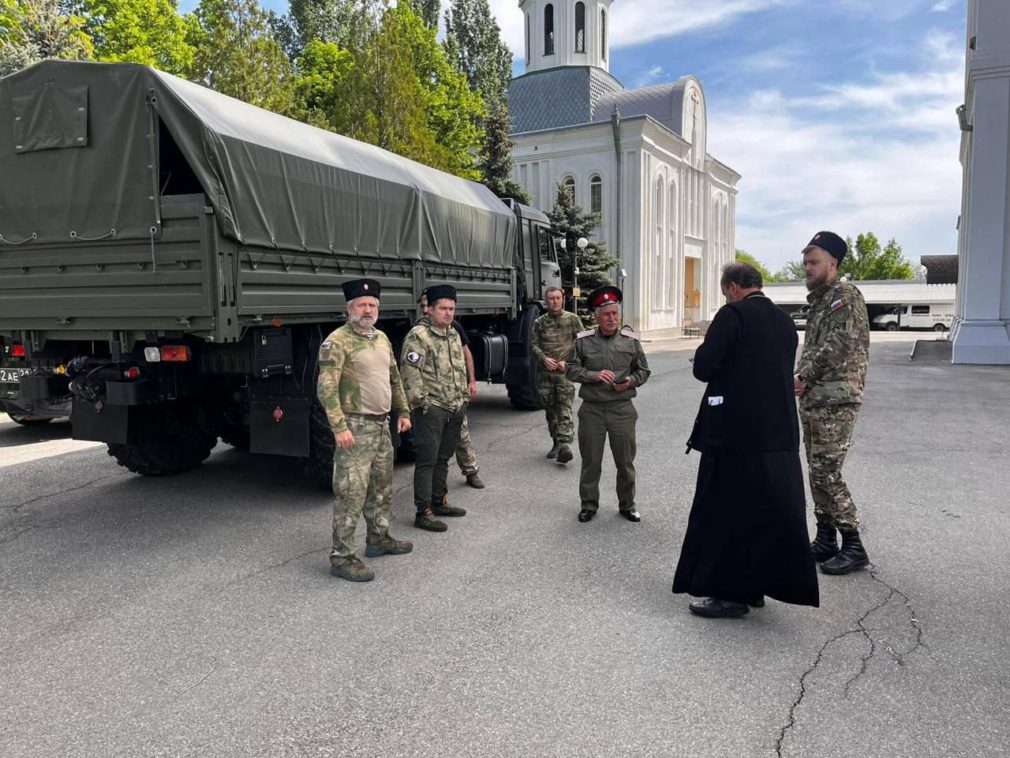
[871,304,954,332]
[0,61,561,482]
[791,308,808,329]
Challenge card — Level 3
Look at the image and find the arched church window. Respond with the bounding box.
[590,175,602,216]
[525,13,530,64]
[668,181,677,309]
[575,3,586,54]
[562,175,576,204]
[545,4,555,56]
[654,178,665,306]
[601,9,607,61]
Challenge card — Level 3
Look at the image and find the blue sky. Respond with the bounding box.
[182,0,968,272]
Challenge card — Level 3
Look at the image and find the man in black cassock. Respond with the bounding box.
[673,262,819,618]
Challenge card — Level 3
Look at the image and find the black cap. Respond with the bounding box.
[586,285,622,309]
[805,231,847,263]
[341,278,380,301]
[425,284,457,304]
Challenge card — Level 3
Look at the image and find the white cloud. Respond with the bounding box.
[931,0,958,11]
[487,0,783,57]
[709,29,966,270]
[632,65,666,88]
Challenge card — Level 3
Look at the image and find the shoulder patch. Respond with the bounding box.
[830,298,848,313]
[577,328,596,339]
[405,350,422,365]
[620,325,641,340]
[321,340,332,349]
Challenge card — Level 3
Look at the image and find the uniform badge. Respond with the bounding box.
[830,298,847,312]
[321,340,332,349]
[406,351,421,364]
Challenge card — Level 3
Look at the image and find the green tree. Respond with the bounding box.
[79,0,194,75]
[444,0,512,106]
[0,0,92,76]
[735,250,780,283]
[548,182,620,321]
[415,0,441,29]
[296,38,355,130]
[478,97,530,202]
[839,232,914,281]
[187,0,299,117]
[775,260,806,282]
[289,0,371,48]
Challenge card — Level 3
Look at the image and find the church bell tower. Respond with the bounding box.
[519,0,615,74]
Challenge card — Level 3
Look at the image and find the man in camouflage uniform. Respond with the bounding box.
[795,231,871,575]
[532,286,582,464]
[400,285,469,532]
[317,278,414,582]
[567,285,651,523]
[417,291,483,489]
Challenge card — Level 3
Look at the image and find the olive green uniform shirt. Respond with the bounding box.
[566,326,651,402]
[400,321,469,412]
[316,324,409,434]
[532,310,584,366]
[797,280,870,409]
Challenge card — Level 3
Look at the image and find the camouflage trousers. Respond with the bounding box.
[801,403,861,530]
[330,415,394,563]
[455,411,479,475]
[538,372,576,445]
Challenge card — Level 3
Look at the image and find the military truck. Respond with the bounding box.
[0,61,561,482]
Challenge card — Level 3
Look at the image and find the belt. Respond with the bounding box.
[346,412,389,423]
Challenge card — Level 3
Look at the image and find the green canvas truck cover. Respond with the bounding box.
[0,61,516,269]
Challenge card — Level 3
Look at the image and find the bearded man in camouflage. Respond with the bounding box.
[532,287,582,463]
[317,278,414,582]
[400,285,469,532]
[795,232,871,576]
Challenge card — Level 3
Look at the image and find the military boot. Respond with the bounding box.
[365,535,414,557]
[329,556,375,582]
[546,441,561,459]
[556,444,573,464]
[432,495,466,517]
[414,508,448,532]
[810,521,839,562]
[821,529,869,575]
[465,473,485,489]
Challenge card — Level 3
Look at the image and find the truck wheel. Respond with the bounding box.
[305,399,336,489]
[885,323,898,332]
[106,405,217,476]
[933,323,947,332]
[507,382,540,410]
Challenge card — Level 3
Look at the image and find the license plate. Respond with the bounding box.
[0,366,30,384]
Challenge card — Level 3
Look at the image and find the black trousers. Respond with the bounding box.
[411,404,465,513]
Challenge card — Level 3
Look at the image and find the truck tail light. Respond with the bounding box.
[11,344,25,357]
[124,367,141,379]
[143,347,161,362]
[160,345,191,362]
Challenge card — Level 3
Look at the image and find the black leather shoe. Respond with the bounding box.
[556,444,573,464]
[578,509,595,523]
[620,509,641,523]
[811,521,839,562]
[414,509,447,532]
[689,597,749,618]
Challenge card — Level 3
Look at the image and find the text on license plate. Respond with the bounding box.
[0,367,30,383]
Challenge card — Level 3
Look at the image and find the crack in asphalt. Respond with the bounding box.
[0,473,128,513]
[775,566,926,757]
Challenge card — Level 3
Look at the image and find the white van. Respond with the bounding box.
[872,304,954,331]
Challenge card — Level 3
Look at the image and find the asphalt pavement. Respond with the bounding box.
[1,335,1008,757]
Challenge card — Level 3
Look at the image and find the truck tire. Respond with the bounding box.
[885,322,898,332]
[305,399,336,489]
[506,306,543,411]
[106,405,217,476]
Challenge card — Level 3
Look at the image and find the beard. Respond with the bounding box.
[349,313,376,329]
[805,272,829,291]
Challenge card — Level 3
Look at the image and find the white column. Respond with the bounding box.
[952,1,1010,363]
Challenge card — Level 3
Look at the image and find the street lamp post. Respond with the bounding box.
[574,236,589,312]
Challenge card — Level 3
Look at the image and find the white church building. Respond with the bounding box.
[507,0,740,336]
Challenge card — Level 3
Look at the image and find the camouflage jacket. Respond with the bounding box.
[316,325,409,434]
[399,321,468,412]
[797,280,870,409]
[532,310,583,370]
[566,326,651,403]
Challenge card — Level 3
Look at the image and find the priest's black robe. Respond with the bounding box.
[673,292,819,607]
